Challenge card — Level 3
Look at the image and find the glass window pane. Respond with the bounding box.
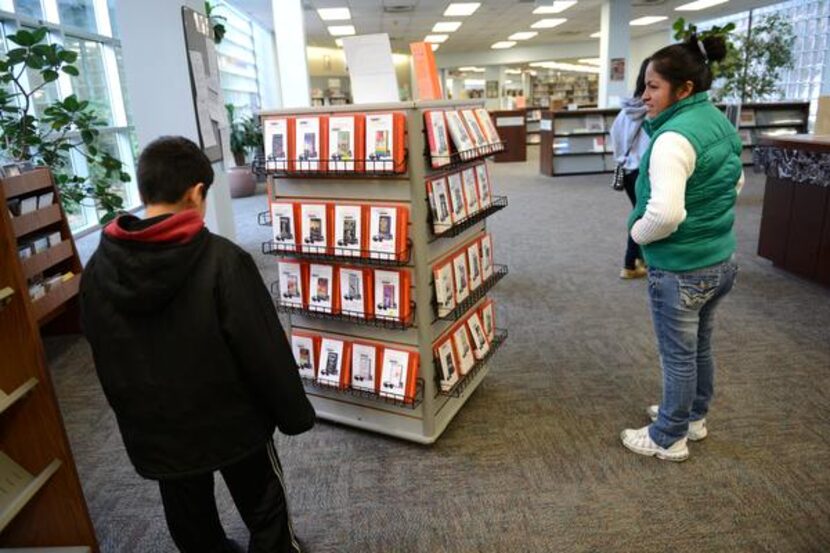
[58,0,97,32]
[107,0,119,37]
[64,36,113,125]
[14,0,43,19]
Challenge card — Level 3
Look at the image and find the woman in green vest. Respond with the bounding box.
[620,34,743,462]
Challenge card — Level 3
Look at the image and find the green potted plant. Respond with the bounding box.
[225,103,261,198]
[0,27,130,224]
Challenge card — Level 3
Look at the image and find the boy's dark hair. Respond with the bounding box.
[634,57,651,98]
[650,34,727,94]
[137,136,214,205]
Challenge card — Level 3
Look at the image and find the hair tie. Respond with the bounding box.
[693,34,709,63]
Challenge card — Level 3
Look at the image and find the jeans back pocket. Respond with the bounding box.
[677,273,720,310]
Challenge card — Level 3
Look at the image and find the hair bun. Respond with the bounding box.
[699,35,727,64]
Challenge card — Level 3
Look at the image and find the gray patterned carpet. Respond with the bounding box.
[51,147,830,552]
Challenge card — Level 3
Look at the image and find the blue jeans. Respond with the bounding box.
[646,256,738,448]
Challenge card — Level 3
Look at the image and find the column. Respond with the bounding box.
[273,0,311,108]
[484,66,504,110]
[598,0,631,108]
[116,0,236,240]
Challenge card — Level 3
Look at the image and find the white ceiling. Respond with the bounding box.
[234,0,781,55]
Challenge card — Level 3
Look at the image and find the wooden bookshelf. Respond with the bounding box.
[0,168,97,551]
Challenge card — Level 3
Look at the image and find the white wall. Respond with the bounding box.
[627,30,673,95]
[116,0,236,240]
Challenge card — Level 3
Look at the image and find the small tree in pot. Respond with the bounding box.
[0,27,130,224]
[224,103,262,197]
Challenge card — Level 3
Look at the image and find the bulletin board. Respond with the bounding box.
[181,6,225,162]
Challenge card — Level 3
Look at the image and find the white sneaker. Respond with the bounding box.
[647,404,708,441]
[620,426,689,462]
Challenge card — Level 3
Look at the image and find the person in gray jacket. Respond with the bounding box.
[610,58,651,279]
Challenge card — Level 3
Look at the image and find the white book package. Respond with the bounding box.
[308,264,334,313]
[301,204,328,253]
[317,338,346,387]
[296,117,321,171]
[278,262,303,307]
[334,204,362,257]
[291,334,316,379]
[270,202,296,250]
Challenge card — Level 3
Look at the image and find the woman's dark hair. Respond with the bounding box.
[649,34,727,94]
[137,136,214,204]
[634,57,651,98]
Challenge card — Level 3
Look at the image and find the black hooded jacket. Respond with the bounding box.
[80,211,315,479]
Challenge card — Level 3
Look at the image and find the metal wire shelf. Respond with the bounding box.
[302,376,424,409]
[271,287,416,330]
[434,264,508,322]
[435,328,508,397]
[428,196,508,242]
[252,153,407,178]
[261,239,412,267]
[424,140,507,172]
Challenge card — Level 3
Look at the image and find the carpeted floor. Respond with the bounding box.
[48,147,830,552]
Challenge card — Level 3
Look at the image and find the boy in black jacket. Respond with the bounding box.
[81,136,314,553]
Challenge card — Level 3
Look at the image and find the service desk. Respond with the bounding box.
[754,134,830,287]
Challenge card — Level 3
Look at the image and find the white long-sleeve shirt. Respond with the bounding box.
[631,132,744,245]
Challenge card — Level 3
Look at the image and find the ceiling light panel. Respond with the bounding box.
[317,8,351,21]
[328,25,356,36]
[491,41,517,49]
[532,1,577,14]
[590,31,601,38]
[509,31,539,40]
[444,3,481,17]
[676,0,729,10]
[431,43,440,51]
[531,18,567,29]
[433,21,462,32]
[630,16,668,26]
[425,34,449,43]
[578,58,600,65]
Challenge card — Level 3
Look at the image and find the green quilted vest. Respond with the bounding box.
[627,92,743,272]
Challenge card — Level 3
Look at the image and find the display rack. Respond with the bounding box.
[261,238,413,267]
[436,328,508,397]
[539,102,811,177]
[0,168,98,551]
[433,265,508,322]
[258,100,509,443]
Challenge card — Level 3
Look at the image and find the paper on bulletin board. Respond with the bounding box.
[342,34,399,104]
[189,51,218,148]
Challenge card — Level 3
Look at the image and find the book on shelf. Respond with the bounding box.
[295,116,326,171]
[447,172,467,224]
[291,332,320,379]
[435,336,461,391]
[452,323,475,375]
[338,266,373,318]
[474,163,493,209]
[373,269,410,322]
[466,241,483,292]
[270,202,299,250]
[461,109,490,151]
[308,263,337,314]
[300,203,331,254]
[433,261,456,318]
[452,251,470,304]
[445,110,476,160]
[475,108,502,148]
[466,311,490,360]
[263,117,293,171]
[424,110,451,168]
[278,261,306,308]
[365,112,406,172]
[461,167,480,216]
[333,204,364,257]
[328,115,364,172]
[739,109,756,127]
[351,341,381,392]
[317,338,351,388]
[480,299,496,342]
[480,234,494,280]
[369,205,408,261]
[379,347,419,402]
[427,176,452,234]
[585,115,604,132]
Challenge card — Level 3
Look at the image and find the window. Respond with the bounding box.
[214,1,261,118]
[699,0,830,125]
[64,36,113,124]
[57,0,96,32]
[1,0,137,234]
